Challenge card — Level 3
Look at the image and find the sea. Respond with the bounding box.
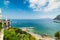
[10,19,60,36]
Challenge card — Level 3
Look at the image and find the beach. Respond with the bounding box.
[11,19,60,36]
[21,27,55,40]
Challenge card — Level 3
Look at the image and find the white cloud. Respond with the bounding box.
[4,0,10,6]
[39,15,55,19]
[28,0,60,12]
[0,8,2,13]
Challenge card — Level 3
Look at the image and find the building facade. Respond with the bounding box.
[2,19,10,29]
[0,8,10,29]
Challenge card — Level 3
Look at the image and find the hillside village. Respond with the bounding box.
[0,8,10,40]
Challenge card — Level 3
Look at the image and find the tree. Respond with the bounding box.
[30,36,36,40]
[4,28,36,40]
[55,32,60,40]
[0,22,2,31]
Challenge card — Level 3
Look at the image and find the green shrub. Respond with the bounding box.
[55,32,60,40]
[4,28,36,40]
[0,22,2,31]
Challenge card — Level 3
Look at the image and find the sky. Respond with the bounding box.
[0,0,60,19]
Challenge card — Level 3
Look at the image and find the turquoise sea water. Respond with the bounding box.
[11,19,60,36]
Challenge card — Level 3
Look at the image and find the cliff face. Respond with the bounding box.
[54,15,60,20]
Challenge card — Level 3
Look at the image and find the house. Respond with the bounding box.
[0,8,11,29]
[2,19,11,29]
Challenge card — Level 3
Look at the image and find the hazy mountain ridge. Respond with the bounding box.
[54,15,60,20]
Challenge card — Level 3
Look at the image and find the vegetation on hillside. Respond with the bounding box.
[4,28,36,40]
[0,22,2,31]
[55,32,60,40]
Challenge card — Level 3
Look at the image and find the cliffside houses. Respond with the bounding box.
[2,19,11,29]
[0,8,11,29]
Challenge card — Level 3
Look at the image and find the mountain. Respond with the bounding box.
[54,15,60,20]
[53,15,60,23]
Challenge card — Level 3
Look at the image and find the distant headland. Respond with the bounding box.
[53,15,60,23]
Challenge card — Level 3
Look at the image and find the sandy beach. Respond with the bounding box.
[0,27,55,40]
[21,27,55,40]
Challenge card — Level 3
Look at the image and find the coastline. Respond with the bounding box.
[21,27,55,40]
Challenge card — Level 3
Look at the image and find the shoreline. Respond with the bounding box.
[21,27,55,40]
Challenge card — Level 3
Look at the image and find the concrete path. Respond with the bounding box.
[0,29,4,40]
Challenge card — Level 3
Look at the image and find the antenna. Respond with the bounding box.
[0,8,2,13]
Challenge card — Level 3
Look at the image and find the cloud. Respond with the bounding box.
[28,0,60,12]
[0,8,2,13]
[38,15,55,19]
[4,0,10,6]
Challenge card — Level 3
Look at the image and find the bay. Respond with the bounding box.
[11,19,60,36]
